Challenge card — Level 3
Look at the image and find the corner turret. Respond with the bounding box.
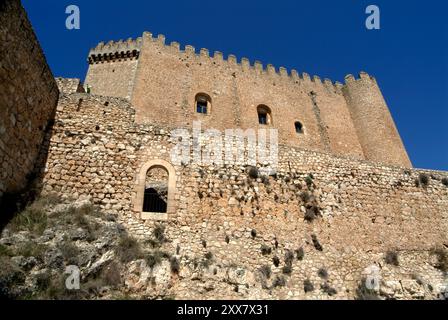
[342,72,412,167]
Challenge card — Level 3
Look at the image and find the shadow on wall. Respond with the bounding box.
[0,119,56,232]
[0,0,60,230]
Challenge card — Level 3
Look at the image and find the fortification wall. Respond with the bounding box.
[85,38,141,99]
[0,0,59,201]
[38,93,448,299]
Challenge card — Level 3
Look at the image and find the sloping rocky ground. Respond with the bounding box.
[0,195,178,300]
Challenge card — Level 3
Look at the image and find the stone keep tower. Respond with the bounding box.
[84,31,411,168]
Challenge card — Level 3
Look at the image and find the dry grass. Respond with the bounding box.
[115,235,142,263]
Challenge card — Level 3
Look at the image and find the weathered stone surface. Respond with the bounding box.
[29,92,447,300]
[0,0,59,199]
[86,32,411,167]
[0,0,446,301]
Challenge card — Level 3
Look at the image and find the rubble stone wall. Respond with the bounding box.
[38,93,448,299]
[0,0,59,201]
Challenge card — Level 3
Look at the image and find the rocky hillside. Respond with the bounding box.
[0,195,178,300]
[1,195,446,300]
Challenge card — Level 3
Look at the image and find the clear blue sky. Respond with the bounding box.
[22,0,447,171]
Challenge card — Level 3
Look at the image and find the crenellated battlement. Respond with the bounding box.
[88,31,379,91]
[160,33,378,89]
[344,71,377,85]
[89,31,364,90]
[88,37,142,64]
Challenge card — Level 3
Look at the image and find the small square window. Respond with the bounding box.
[258,113,267,125]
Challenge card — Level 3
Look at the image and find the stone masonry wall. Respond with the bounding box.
[0,0,59,201]
[85,31,412,167]
[131,32,366,161]
[38,92,448,299]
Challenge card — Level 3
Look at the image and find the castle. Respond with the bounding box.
[84,32,411,168]
[1,0,447,300]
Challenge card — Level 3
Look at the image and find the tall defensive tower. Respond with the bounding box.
[343,72,411,167]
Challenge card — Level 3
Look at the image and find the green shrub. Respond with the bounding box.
[15,242,47,262]
[0,244,13,257]
[318,268,329,279]
[153,224,166,243]
[248,167,259,179]
[201,252,214,269]
[34,271,52,291]
[259,265,272,279]
[146,250,170,269]
[285,250,294,266]
[73,211,90,228]
[441,178,448,187]
[418,173,430,187]
[272,275,286,288]
[304,207,319,222]
[170,257,180,274]
[321,283,337,296]
[261,244,271,256]
[305,175,314,188]
[146,251,163,269]
[39,274,73,300]
[385,250,399,266]
[251,229,257,238]
[205,251,213,260]
[52,203,99,241]
[317,268,328,280]
[296,247,305,261]
[282,265,292,275]
[311,234,323,251]
[8,202,48,235]
[304,279,314,293]
[300,191,311,203]
[0,257,26,298]
[272,256,280,267]
[431,247,448,272]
